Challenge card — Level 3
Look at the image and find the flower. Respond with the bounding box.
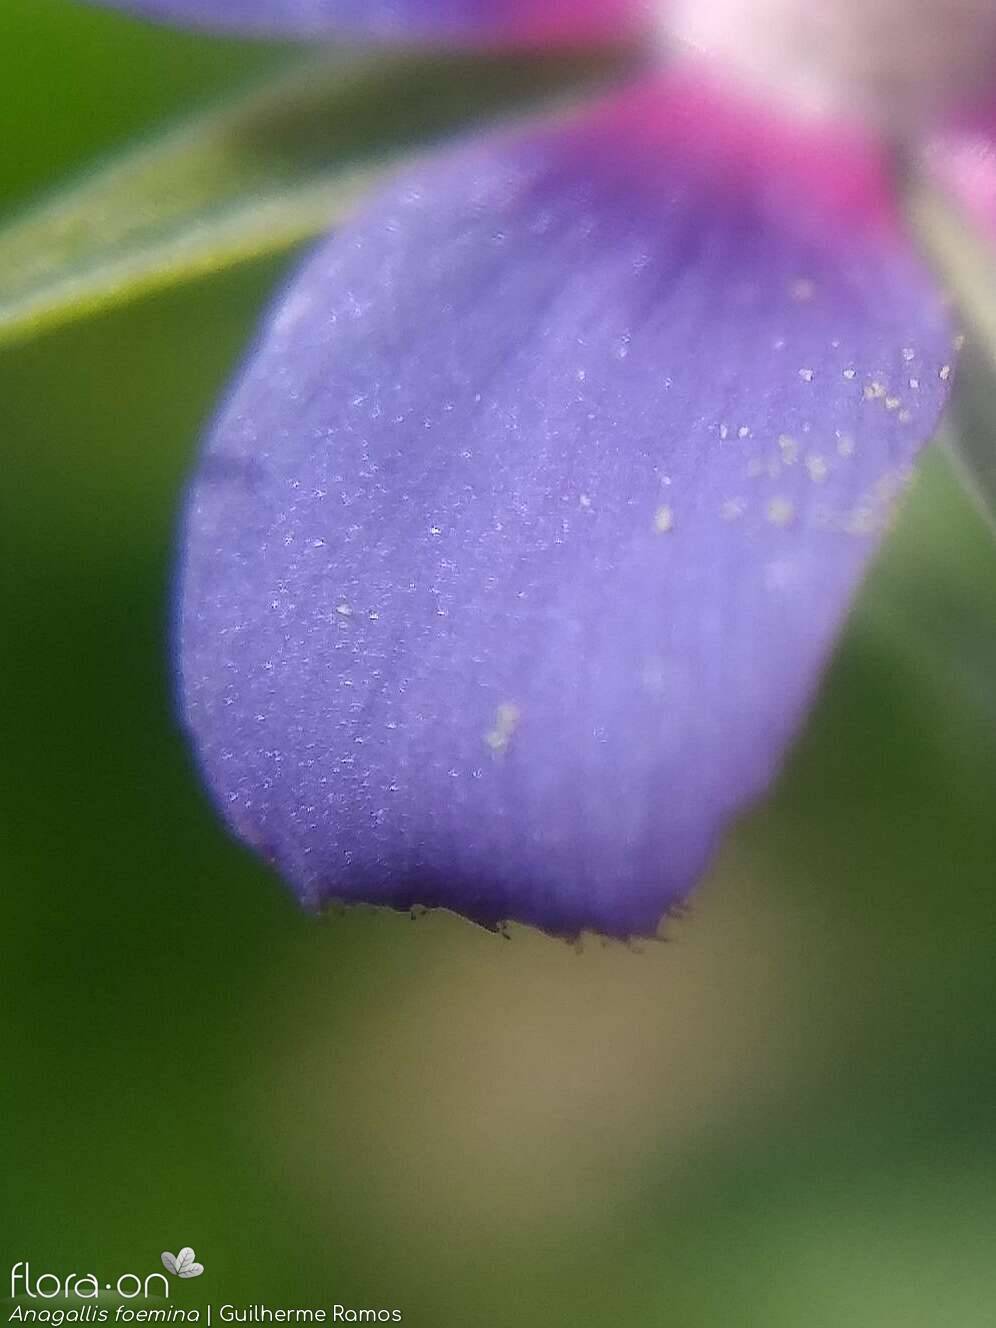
[92,0,994,938]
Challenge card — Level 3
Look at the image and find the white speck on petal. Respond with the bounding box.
[654,505,675,534]
[837,433,856,457]
[806,454,829,483]
[778,434,799,464]
[766,496,795,527]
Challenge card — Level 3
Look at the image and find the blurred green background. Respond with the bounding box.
[2,3,996,1323]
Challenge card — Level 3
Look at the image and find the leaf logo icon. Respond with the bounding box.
[161,1249,204,1279]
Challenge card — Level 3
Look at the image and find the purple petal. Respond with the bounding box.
[179,74,954,939]
[87,0,647,43]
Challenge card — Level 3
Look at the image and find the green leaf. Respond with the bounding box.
[906,176,996,534]
[0,47,623,347]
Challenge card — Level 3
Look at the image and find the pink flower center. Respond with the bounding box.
[661,0,996,131]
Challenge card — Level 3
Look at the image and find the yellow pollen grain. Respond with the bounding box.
[865,381,886,401]
[485,702,521,756]
[654,505,675,534]
[843,368,856,380]
[799,368,815,382]
[766,497,795,527]
[940,364,952,381]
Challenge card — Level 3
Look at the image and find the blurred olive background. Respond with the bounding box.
[3,3,996,1324]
